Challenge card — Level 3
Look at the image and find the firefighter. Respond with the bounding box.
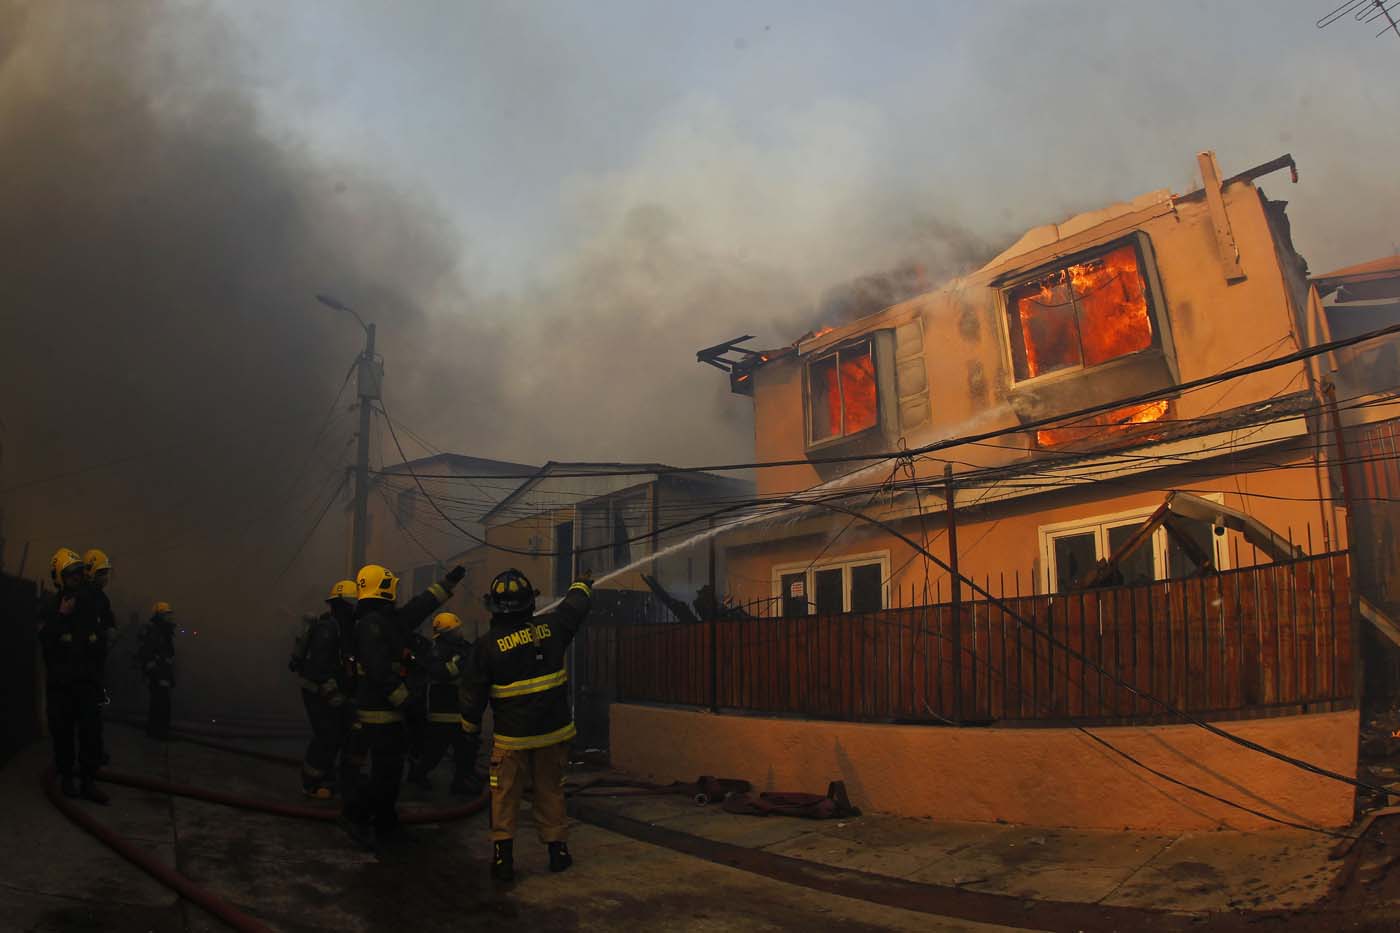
[402,626,433,789]
[406,612,482,795]
[82,548,116,765]
[460,568,593,882]
[340,562,466,849]
[137,603,177,739]
[292,580,357,798]
[39,548,110,803]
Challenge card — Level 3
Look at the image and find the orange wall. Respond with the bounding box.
[726,453,1337,605]
[748,182,1312,499]
[611,703,1357,831]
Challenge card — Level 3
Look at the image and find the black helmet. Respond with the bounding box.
[484,568,537,615]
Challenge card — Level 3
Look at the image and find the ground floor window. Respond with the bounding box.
[1038,498,1228,594]
[772,552,889,616]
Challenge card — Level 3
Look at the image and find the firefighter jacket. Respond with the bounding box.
[137,619,176,687]
[299,612,347,705]
[38,589,106,686]
[353,582,454,725]
[460,581,591,751]
[425,631,471,722]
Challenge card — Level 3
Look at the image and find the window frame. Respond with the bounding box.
[803,338,881,450]
[1037,495,1229,594]
[999,233,1166,387]
[770,550,891,615]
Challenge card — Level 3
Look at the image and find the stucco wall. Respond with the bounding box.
[610,703,1358,832]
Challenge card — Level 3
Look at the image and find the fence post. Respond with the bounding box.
[944,463,962,725]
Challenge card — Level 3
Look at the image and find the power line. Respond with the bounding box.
[366,319,1400,483]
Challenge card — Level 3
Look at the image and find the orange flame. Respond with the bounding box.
[1011,243,1153,379]
[812,326,835,339]
[1036,399,1169,448]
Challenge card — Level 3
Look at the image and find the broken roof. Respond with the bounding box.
[1313,254,1400,301]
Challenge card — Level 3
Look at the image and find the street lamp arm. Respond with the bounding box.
[315,292,370,335]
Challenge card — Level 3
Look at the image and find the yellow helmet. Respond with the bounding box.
[152,601,172,616]
[83,548,111,577]
[356,564,399,602]
[326,579,358,603]
[50,548,85,588]
[432,612,462,636]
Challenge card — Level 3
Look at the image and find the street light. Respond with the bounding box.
[315,293,378,574]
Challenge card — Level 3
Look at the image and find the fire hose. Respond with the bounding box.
[43,728,489,932]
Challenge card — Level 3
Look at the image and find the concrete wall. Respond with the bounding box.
[611,703,1358,832]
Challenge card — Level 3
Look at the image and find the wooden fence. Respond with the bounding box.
[574,552,1353,726]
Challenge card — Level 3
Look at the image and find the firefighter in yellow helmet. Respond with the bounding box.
[38,548,110,803]
[137,602,177,739]
[460,567,593,882]
[82,549,116,765]
[291,580,358,798]
[405,612,482,796]
[339,562,466,850]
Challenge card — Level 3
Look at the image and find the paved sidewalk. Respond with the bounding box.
[1,726,1027,932]
[572,787,1345,916]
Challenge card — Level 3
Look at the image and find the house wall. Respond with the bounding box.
[611,703,1358,832]
[748,182,1313,500]
[726,451,1336,606]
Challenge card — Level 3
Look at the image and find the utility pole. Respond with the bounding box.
[352,322,378,574]
[944,463,962,725]
[316,293,379,576]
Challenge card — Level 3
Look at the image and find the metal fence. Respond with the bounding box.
[574,552,1353,726]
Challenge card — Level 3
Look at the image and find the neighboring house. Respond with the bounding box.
[706,151,1351,612]
[452,462,753,632]
[365,453,537,597]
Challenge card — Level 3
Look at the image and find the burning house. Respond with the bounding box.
[705,151,1339,610]
[594,151,1388,832]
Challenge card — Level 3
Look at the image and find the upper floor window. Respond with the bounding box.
[1005,239,1159,382]
[808,340,878,445]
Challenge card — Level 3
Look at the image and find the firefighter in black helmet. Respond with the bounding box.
[82,549,116,766]
[460,567,593,882]
[39,548,110,803]
[339,562,465,850]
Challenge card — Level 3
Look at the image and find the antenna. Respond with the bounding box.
[1318,0,1400,40]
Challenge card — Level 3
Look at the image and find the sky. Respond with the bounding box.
[1,0,1396,712]
[215,0,1398,294]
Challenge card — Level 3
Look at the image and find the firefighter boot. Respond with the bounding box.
[80,779,110,805]
[60,775,79,799]
[491,840,515,883]
[548,841,572,873]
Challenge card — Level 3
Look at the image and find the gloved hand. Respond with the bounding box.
[445,565,467,586]
[387,683,410,707]
[572,570,595,593]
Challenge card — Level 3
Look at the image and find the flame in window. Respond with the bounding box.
[810,342,878,442]
[1010,243,1154,380]
[1035,399,1169,448]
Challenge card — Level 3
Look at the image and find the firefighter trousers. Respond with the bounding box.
[342,720,404,832]
[420,720,481,790]
[146,682,171,739]
[47,683,102,779]
[490,740,570,843]
[300,689,347,788]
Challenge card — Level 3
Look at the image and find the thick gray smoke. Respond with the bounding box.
[0,2,992,717]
